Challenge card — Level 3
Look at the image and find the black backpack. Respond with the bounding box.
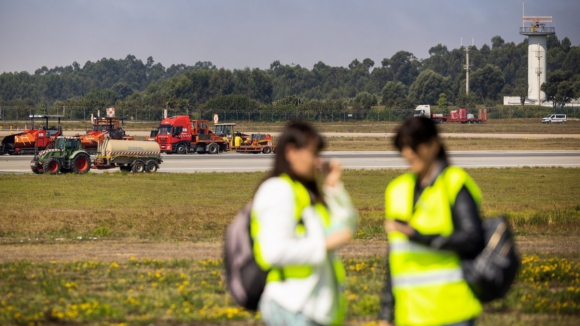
[223,202,268,311]
[461,216,521,303]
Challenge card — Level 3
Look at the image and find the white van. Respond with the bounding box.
[542,114,567,123]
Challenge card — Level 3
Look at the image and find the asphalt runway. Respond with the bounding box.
[2,131,579,139]
[1,150,579,174]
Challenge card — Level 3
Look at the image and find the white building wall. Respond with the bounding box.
[528,35,548,103]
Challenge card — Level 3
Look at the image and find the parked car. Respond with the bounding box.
[542,114,567,123]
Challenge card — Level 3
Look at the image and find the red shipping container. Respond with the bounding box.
[450,110,459,120]
[459,108,467,120]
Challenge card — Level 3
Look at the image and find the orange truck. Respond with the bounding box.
[1,115,63,155]
[78,117,134,153]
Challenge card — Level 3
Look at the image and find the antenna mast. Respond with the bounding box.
[463,38,473,95]
[522,1,525,28]
[535,43,543,105]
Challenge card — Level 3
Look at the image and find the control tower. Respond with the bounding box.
[520,16,555,105]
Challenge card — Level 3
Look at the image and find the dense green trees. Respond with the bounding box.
[437,93,448,109]
[471,64,505,101]
[354,92,378,111]
[408,70,452,104]
[1,35,579,115]
[381,81,407,107]
[541,70,579,108]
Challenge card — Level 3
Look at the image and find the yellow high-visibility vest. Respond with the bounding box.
[385,166,482,325]
[252,174,347,325]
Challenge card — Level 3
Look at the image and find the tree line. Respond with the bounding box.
[1,35,579,116]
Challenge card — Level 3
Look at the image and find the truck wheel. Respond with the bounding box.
[132,160,146,173]
[145,160,158,173]
[208,143,219,154]
[43,158,61,175]
[262,147,272,154]
[72,153,91,174]
[176,144,187,155]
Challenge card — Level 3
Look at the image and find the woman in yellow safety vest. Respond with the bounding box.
[379,117,485,326]
[252,121,358,325]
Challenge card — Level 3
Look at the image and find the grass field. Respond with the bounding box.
[325,137,580,151]
[2,118,580,134]
[121,136,580,151]
[0,168,578,240]
[0,168,579,325]
[234,119,580,135]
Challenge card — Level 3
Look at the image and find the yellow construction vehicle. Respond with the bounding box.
[215,123,275,154]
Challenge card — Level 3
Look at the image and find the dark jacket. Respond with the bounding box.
[379,165,485,323]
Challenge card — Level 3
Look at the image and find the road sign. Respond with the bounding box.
[106,107,115,117]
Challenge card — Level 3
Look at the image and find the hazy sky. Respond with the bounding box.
[1,0,579,74]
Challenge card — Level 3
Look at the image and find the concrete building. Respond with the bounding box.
[519,16,555,105]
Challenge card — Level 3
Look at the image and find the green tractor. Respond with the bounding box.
[30,136,91,174]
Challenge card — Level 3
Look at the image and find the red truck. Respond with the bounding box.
[414,106,488,124]
[155,116,229,154]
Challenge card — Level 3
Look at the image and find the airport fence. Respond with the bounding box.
[0,105,579,124]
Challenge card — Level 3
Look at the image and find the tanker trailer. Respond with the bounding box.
[93,138,162,173]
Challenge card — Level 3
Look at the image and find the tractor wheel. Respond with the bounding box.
[131,160,146,173]
[43,158,61,175]
[145,160,158,173]
[72,153,91,174]
[262,146,272,154]
[31,165,41,174]
[208,143,219,154]
[176,144,187,155]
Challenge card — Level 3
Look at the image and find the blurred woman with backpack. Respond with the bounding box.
[252,121,358,326]
[379,117,485,326]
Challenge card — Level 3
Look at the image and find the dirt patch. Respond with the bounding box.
[0,240,223,263]
[1,235,577,263]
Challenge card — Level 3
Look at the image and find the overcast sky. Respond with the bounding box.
[1,0,579,74]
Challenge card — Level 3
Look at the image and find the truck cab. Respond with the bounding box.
[156,116,227,154]
[414,105,431,118]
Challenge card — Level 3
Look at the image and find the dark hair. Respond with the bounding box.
[268,121,325,202]
[393,117,448,164]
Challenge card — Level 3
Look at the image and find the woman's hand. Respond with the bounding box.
[325,229,353,251]
[385,220,416,237]
[323,159,342,188]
